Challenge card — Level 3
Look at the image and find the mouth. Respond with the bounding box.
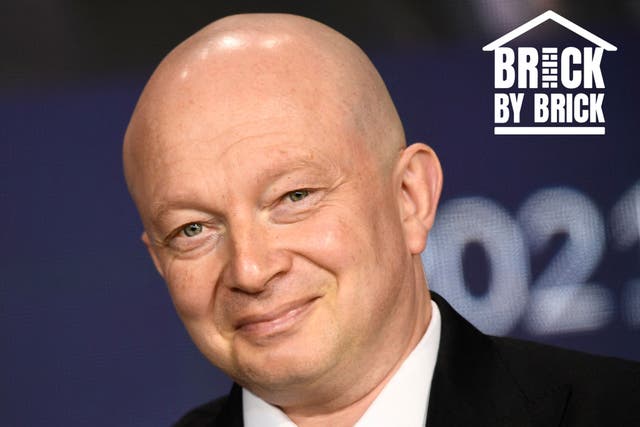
[234,297,319,339]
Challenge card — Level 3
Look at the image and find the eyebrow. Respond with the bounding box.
[253,156,328,183]
[149,199,216,231]
[149,155,333,222]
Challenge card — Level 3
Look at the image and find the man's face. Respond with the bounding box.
[132,50,417,399]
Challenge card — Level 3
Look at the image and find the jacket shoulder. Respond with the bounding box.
[492,336,640,424]
[173,383,244,427]
[493,335,640,386]
[173,395,229,427]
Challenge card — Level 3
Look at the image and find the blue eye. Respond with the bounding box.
[183,223,203,237]
[287,189,309,202]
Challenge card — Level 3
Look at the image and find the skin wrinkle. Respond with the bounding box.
[123,13,442,427]
[149,144,334,231]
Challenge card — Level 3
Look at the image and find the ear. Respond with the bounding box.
[395,143,443,254]
[142,231,166,279]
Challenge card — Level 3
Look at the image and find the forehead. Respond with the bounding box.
[158,126,341,183]
[130,45,377,213]
[137,109,371,217]
[150,103,361,171]
[143,69,355,162]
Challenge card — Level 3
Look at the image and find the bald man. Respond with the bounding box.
[124,13,639,427]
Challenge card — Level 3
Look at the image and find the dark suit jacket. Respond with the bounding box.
[174,292,640,426]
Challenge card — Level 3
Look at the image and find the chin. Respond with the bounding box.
[234,341,335,391]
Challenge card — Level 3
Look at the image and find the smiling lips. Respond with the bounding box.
[235,297,318,338]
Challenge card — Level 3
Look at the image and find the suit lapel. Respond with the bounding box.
[524,384,571,427]
[427,292,570,427]
[216,383,244,426]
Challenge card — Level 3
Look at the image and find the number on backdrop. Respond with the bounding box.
[423,181,640,336]
[611,181,640,327]
[517,187,612,335]
[423,197,529,335]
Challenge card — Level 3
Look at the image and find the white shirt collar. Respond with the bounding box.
[243,300,441,427]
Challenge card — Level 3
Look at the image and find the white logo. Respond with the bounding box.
[483,10,617,135]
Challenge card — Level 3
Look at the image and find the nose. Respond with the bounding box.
[223,217,291,294]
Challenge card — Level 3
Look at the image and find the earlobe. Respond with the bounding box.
[142,231,166,279]
[396,143,443,254]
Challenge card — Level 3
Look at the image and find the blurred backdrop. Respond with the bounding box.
[1,1,639,425]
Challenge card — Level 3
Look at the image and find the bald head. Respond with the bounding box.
[123,13,405,207]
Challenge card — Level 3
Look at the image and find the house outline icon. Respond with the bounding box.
[482,10,617,52]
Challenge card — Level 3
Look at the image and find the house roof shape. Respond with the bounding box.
[482,10,617,52]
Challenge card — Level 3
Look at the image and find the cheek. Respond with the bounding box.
[295,209,385,300]
[295,212,364,271]
[304,196,407,305]
[163,255,220,320]
[302,199,401,269]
